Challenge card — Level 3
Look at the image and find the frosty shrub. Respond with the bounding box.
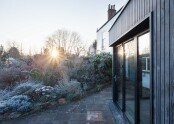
[0,88,11,101]
[92,52,112,83]
[55,81,82,94]
[69,52,112,85]
[6,95,32,112]
[28,65,67,86]
[62,81,83,100]
[11,80,43,96]
[53,81,83,101]
[31,86,57,102]
[0,101,8,114]
[29,68,42,81]
[41,67,61,86]
[0,49,8,69]
[41,66,68,86]
[0,67,27,86]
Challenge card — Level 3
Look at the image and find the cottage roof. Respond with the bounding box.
[96,6,124,32]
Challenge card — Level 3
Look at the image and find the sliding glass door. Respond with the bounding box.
[115,32,151,124]
[138,32,151,124]
[115,45,124,108]
[124,40,136,123]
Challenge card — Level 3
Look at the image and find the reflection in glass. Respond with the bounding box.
[124,40,136,122]
[116,45,123,108]
[138,32,150,124]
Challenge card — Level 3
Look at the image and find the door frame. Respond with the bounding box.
[113,24,153,124]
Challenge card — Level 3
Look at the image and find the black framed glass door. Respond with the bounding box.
[138,32,151,124]
[115,32,151,124]
[115,45,124,108]
[124,39,136,123]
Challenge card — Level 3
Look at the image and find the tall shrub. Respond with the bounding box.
[69,53,112,85]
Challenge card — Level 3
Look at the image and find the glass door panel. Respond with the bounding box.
[138,32,150,124]
[116,45,124,108]
[115,31,151,124]
[124,40,136,122]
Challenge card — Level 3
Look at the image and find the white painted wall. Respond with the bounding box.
[96,10,122,54]
[89,44,96,54]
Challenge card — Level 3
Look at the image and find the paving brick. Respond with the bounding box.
[68,120,81,124]
[52,120,68,124]
[70,113,87,121]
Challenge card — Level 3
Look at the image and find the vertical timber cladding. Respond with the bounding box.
[109,0,174,123]
[170,0,174,124]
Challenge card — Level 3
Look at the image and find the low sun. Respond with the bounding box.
[51,49,59,58]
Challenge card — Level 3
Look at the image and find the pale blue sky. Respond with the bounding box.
[0,0,127,54]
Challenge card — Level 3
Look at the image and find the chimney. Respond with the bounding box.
[108,4,116,21]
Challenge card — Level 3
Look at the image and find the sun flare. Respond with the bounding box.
[51,49,59,58]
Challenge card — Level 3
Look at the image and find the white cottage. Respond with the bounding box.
[96,4,123,54]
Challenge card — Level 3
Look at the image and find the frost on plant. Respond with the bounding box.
[0,101,8,114]
[0,67,27,85]
[12,80,43,95]
[6,95,32,112]
[0,52,112,119]
[0,88,11,101]
[69,52,112,85]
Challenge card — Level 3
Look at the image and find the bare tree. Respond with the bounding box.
[7,41,19,49]
[8,47,20,58]
[68,32,81,54]
[45,36,56,49]
[45,29,87,56]
[0,45,3,57]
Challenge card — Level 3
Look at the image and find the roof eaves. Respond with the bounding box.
[109,0,131,32]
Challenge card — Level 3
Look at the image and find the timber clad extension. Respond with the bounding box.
[109,0,152,45]
[109,0,174,124]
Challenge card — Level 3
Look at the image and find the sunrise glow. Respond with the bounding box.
[51,49,59,58]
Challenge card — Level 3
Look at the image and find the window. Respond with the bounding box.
[141,57,150,72]
[101,31,107,50]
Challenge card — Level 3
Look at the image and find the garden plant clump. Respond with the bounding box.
[69,52,112,90]
[0,52,112,120]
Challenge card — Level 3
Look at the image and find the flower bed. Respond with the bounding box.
[0,80,111,120]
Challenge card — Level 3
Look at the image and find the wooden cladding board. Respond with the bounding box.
[110,0,174,123]
[170,0,174,124]
[109,0,152,46]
